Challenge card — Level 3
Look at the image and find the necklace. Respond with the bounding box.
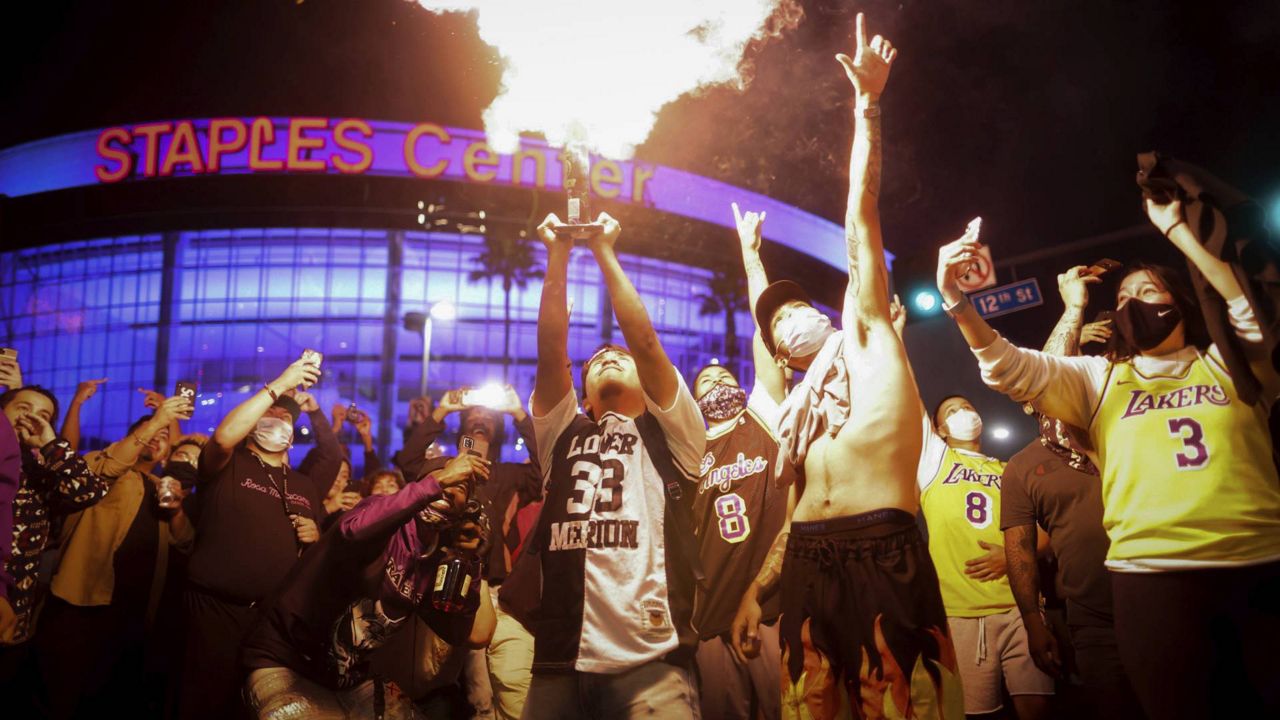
[251,450,293,518]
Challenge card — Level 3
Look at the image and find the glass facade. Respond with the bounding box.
[0,228,760,467]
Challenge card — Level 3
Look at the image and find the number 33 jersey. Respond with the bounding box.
[918,423,1012,618]
[528,371,706,674]
[691,385,792,639]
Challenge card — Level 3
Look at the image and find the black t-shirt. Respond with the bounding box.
[111,480,161,611]
[1000,439,1113,626]
[188,445,323,603]
[692,406,791,639]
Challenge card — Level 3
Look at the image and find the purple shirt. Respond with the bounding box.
[0,412,20,600]
[242,474,481,688]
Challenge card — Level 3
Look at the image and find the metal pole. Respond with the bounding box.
[420,314,433,398]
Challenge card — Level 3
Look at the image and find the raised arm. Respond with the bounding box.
[339,453,487,543]
[204,359,319,474]
[733,203,786,403]
[1042,267,1101,356]
[532,214,574,416]
[60,378,106,452]
[835,13,897,330]
[588,213,679,408]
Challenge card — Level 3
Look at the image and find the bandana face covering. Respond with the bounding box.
[944,409,983,441]
[1115,299,1182,352]
[776,307,834,359]
[252,417,294,453]
[697,382,748,423]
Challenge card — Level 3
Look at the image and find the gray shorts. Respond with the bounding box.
[947,608,1054,714]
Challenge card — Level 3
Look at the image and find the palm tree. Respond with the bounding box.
[470,231,544,378]
[697,264,749,374]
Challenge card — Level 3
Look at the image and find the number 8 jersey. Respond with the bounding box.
[528,371,706,674]
[1092,349,1280,570]
[917,422,1013,618]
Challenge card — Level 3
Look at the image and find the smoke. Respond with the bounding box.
[409,1,802,158]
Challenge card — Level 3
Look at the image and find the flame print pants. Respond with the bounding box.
[778,509,964,720]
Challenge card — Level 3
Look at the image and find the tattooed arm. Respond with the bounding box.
[729,483,797,662]
[1043,266,1100,356]
[1005,523,1062,676]
[836,12,896,328]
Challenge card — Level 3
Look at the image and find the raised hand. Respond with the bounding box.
[836,12,897,98]
[1144,196,1185,237]
[138,388,165,410]
[0,359,21,391]
[434,452,491,488]
[331,402,348,430]
[491,384,525,418]
[409,396,431,426]
[273,358,321,392]
[154,394,195,424]
[590,212,622,251]
[293,391,319,414]
[731,202,766,253]
[1057,266,1102,311]
[354,411,373,440]
[889,293,907,339]
[72,378,108,405]
[936,219,984,305]
[535,213,569,251]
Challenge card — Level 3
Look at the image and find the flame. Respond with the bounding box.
[410,1,798,158]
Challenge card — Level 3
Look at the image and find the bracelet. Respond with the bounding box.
[943,294,971,319]
[263,384,278,401]
[1162,219,1187,238]
[856,102,882,118]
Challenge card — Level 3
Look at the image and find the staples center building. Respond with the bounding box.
[0,117,861,461]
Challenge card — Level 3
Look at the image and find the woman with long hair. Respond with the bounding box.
[933,198,1280,720]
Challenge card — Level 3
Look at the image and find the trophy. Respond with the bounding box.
[553,143,603,241]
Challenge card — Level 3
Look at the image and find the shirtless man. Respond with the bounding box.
[730,14,962,719]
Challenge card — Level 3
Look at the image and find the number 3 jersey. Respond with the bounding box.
[691,385,791,639]
[1091,348,1280,570]
[529,370,706,674]
[917,422,1012,618]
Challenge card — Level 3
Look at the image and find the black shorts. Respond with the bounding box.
[779,508,963,719]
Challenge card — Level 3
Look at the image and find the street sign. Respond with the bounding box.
[956,243,996,292]
[971,278,1043,319]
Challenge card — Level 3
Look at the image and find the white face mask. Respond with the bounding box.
[944,409,983,442]
[253,417,294,453]
[776,307,834,359]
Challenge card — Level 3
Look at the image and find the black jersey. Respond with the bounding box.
[692,386,791,638]
[528,374,705,673]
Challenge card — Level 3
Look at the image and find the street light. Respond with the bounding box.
[403,299,457,397]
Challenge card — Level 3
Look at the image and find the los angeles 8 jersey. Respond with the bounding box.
[528,374,705,674]
[692,386,791,639]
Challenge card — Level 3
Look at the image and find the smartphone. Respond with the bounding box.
[461,434,490,462]
[0,347,16,360]
[1087,258,1122,276]
[462,384,505,409]
[300,349,323,388]
[175,381,197,401]
[347,401,359,418]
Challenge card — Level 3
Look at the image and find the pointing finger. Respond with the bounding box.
[855,12,867,49]
[731,202,742,225]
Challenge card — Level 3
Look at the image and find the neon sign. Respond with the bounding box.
[0,117,889,271]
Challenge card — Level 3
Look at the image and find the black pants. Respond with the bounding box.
[0,639,36,717]
[179,587,258,720]
[34,596,155,720]
[1111,561,1280,720]
[1066,622,1145,720]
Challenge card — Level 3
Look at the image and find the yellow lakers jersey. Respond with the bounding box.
[920,447,1014,617]
[1092,349,1280,569]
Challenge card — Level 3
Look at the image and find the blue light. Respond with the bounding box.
[914,291,939,313]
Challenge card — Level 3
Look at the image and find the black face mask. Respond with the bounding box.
[1115,299,1182,351]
